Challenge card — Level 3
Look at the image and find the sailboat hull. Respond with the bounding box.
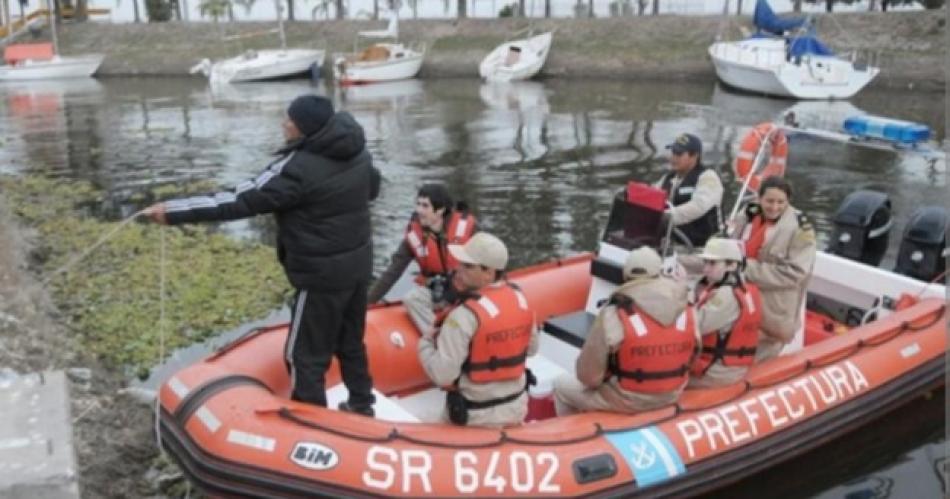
[0,54,103,80]
[208,49,326,84]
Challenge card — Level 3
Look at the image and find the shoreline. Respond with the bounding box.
[53,11,945,91]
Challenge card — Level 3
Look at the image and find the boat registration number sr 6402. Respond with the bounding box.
[362,446,562,494]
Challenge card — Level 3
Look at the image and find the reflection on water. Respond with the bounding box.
[0,77,944,494]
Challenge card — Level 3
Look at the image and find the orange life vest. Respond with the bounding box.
[461,284,534,384]
[691,283,762,377]
[609,298,697,394]
[405,211,476,281]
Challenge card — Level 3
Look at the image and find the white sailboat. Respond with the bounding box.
[0,0,103,81]
[190,0,325,85]
[708,0,879,99]
[478,31,553,82]
[332,13,425,85]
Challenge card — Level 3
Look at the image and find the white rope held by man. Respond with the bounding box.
[41,209,147,286]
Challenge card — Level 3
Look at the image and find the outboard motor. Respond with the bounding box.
[828,190,892,266]
[895,206,947,282]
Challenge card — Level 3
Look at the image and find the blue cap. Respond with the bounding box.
[666,133,702,155]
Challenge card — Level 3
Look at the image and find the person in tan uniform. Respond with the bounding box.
[688,238,762,388]
[732,176,816,361]
[553,247,698,414]
[417,232,538,427]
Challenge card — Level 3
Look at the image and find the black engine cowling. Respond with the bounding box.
[895,206,947,282]
[828,190,892,266]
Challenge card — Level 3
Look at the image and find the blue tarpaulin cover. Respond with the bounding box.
[753,0,806,35]
[788,36,835,57]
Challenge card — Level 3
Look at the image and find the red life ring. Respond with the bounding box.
[734,122,788,192]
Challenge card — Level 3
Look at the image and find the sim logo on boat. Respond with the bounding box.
[290,442,340,471]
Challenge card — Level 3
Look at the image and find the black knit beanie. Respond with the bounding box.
[287,95,334,136]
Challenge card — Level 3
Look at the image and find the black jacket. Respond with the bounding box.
[165,111,381,291]
[659,164,721,247]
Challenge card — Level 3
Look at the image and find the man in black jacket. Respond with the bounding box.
[145,95,380,416]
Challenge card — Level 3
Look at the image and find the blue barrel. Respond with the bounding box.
[843,115,931,145]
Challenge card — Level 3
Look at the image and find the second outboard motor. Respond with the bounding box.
[895,206,947,282]
[828,190,892,266]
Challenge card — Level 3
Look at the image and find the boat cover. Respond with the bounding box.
[753,0,806,36]
[788,35,835,57]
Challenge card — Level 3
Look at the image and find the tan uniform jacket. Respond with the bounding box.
[734,205,817,342]
[417,282,539,427]
[554,276,698,414]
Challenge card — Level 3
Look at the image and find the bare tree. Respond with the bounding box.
[651,0,658,15]
[544,0,550,17]
[587,0,593,17]
[335,0,343,18]
[793,0,802,12]
[457,0,466,17]
[736,0,743,14]
[287,0,295,20]
[518,0,525,16]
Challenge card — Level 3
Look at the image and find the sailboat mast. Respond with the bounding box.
[47,0,60,54]
[275,0,287,50]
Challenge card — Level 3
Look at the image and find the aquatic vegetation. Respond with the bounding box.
[1,175,288,375]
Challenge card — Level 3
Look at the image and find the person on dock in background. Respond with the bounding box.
[731,175,816,361]
[144,94,380,417]
[553,247,698,414]
[688,238,762,388]
[417,232,539,427]
[654,133,724,253]
[367,183,476,337]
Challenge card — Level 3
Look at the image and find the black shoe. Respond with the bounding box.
[338,401,375,417]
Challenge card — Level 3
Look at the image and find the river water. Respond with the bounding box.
[0,76,944,496]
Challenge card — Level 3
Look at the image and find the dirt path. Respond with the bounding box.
[0,196,168,498]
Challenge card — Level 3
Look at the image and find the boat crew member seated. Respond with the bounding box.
[688,238,762,388]
[417,232,539,427]
[367,184,476,336]
[553,247,699,414]
[654,133,724,254]
[731,176,816,361]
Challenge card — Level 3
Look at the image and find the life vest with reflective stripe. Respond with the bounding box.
[610,298,696,393]
[691,283,762,376]
[462,283,534,384]
[405,211,476,280]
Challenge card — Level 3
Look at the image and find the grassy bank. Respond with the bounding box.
[0,175,288,377]
[53,11,946,90]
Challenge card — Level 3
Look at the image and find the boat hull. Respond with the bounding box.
[709,41,879,99]
[207,49,325,84]
[158,251,946,497]
[332,45,424,84]
[0,54,103,80]
[479,32,553,82]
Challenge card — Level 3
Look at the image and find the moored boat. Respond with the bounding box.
[708,0,879,100]
[332,14,425,85]
[478,31,553,83]
[158,191,946,497]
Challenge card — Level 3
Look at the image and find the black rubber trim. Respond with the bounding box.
[591,257,625,285]
[174,375,272,426]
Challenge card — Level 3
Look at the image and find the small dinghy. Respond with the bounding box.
[479,31,553,82]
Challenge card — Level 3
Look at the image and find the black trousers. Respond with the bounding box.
[284,281,375,408]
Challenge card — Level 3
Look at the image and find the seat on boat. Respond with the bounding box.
[358,45,390,62]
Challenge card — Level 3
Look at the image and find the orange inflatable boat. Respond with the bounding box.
[158,232,946,497]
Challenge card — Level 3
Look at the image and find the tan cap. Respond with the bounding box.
[623,246,662,279]
[698,237,743,262]
[448,232,509,271]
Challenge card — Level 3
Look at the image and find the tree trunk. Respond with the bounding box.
[736,0,743,15]
[651,0,658,15]
[544,0,550,17]
[457,0,466,17]
[587,0,592,17]
[868,0,877,10]
[335,0,343,19]
[74,0,87,21]
[825,0,833,12]
[132,0,141,22]
[1,0,9,31]
[286,0,295,21]
[792,0,802,13]
[227,1,233,21]
[373,0,378,19]
[518,0,525,16]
